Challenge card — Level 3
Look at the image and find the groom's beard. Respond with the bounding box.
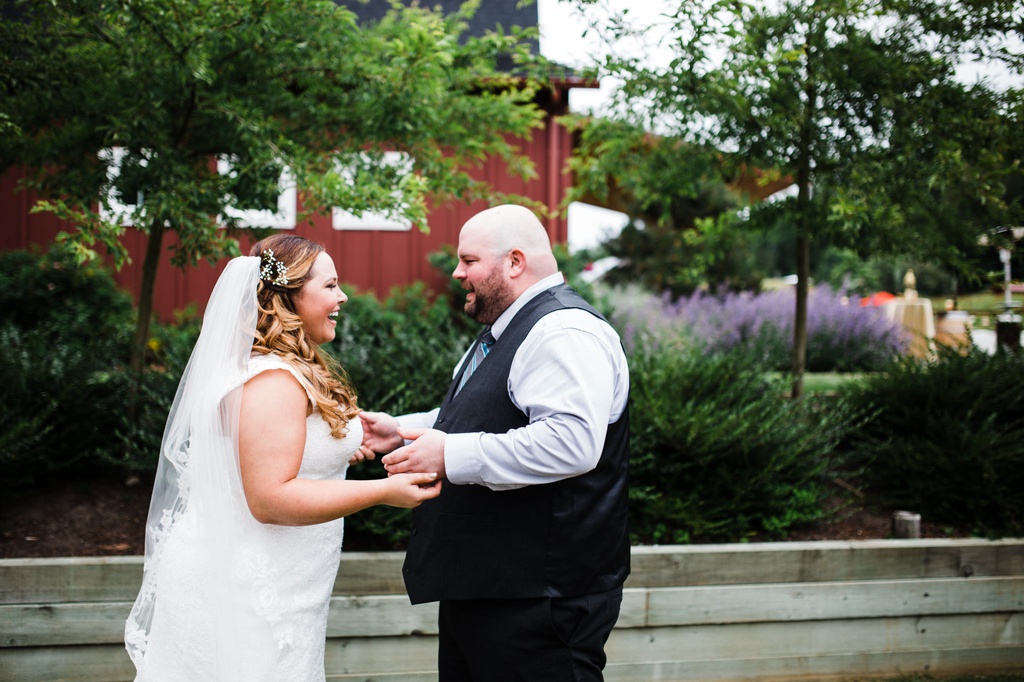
[464,268,515,326]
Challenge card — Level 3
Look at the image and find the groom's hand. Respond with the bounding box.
[382,428,446,481]
[359,411,404,454]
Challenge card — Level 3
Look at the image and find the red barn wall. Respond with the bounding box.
[1,109,574,320]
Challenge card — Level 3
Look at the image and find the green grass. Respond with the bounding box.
[768,372,869,394]
[803,372,868,393]
[933,291,1022,317]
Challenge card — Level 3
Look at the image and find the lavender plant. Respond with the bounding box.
[610,285,908,372]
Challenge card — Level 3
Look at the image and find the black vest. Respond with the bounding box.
[402,284,630,604]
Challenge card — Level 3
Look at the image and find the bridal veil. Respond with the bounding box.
[125,256,275,680]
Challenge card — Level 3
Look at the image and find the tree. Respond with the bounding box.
[565,115,786,296]
[0,0,544,379]
[566,0,1023,396]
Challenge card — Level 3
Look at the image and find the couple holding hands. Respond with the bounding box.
[125,205,630,682]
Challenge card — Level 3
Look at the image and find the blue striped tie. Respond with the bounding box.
[455,328,495,396]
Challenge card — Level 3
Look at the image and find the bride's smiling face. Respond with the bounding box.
[294,251,346,345]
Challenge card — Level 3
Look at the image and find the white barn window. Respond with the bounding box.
[217,157,297,230]
[98,147,144,226]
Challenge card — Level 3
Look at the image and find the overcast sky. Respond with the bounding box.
[535,0,666,250]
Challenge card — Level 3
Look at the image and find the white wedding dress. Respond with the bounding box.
[130,353,360,682]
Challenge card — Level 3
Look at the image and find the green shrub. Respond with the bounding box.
[104,308,203,472]
[0,247,200,485]
[27,244,1019,550]
[0,245,134,335]
[839,346,1024,537]
[627,337,862,543]
[0,325,122,484]
[0,247,470,543]
[0,246,134,485]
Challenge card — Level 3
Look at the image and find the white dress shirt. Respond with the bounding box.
[398,273,630,490]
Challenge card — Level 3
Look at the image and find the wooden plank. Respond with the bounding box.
[3,596,432,647]
[4,639,1021,682]
[4,540,1022,603]
[352,592,676,644]
[0,557,143,605]
[2,540,1022,682]
[0,644,136,682]
[326,596,437,638]
[0,552,408,604]
[0,592,634,648]
[327,673,437,682]
[616,587,648,629]
[10,575,1020,648]
[627,539,1024,588]
[0,634,440,680]
[645,576,1024,626]
[0,640,438,682]
[330,551,407,596]
[1,602,131,647]
[603,647,1024,682]
[324,634,438,676]
[0,590,646,648]
[604,613,1024,663]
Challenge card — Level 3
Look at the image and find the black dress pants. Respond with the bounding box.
[436,586,623,682]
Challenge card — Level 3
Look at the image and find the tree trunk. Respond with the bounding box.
[791,125,814,398]
[127,219,165,419]
[791,233,810,398]
[792,28,817,400]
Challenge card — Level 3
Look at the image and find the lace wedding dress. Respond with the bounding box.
[127,353,360,682]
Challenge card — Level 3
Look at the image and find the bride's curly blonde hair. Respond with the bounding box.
[249,234,359,439]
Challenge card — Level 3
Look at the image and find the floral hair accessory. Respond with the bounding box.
[259,249,289,287]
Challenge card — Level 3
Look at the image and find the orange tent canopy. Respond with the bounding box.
[859,291,896,307]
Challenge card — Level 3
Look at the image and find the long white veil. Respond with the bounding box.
[125,256,273,679]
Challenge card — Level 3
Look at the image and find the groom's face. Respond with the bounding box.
[454,229,515,325]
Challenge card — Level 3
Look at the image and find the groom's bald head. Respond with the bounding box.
[453,205,560,324]
[460,205,558,280]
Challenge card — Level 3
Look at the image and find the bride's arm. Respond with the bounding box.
[238,370,439,526]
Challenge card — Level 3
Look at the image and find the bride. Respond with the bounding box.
[125,234,439,681]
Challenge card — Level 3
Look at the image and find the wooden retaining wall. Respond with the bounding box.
[2,539,1022,681]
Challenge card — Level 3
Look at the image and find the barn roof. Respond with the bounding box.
[337,0,596,88]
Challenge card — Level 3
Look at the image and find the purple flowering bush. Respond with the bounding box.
[612,285,908,372]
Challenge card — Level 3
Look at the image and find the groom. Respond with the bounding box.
[361,204,630,681]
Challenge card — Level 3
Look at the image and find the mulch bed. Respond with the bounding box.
[0,475,970,559]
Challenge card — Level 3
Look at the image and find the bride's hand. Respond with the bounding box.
[348,445,377,466]
[384,472,442,508]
